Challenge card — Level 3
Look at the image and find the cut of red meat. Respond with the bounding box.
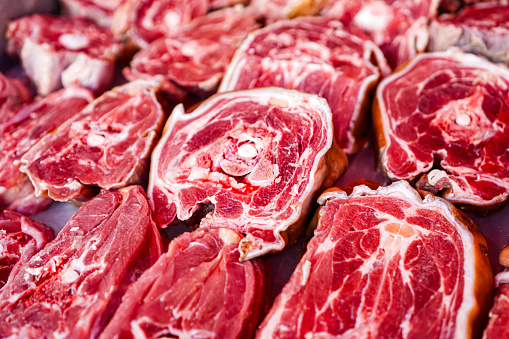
[100,227,267,339]
[0,185,164,339]
[20,80,166,202]
[258,181,493,338]
[429,3,509,65]
[0,210,54,289]
[374,51,509,210]
[0,86,94,215]
[113,0,209,48]
[126,6,260,102]
[219,17,387,154]
[209,0,248,9]
[60,0,128,27]
[0,72,32,126]
[148,88,347,260]
[6,14,123,96]
[249,0,327,22]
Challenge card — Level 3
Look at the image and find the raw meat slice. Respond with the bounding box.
[100,227,267,339]
[6,14,123,96]
[113,0,209,49]
[148,88,347,260]
[126,6,261,102]
[219,17,387,154]
[429,3,509,65]
[374,51,509,210]
[0,185,164,339]
[249,0,327,22]
[0,86,94,215]
[258,181,493,338]
[59,0,128,27]
[20,80,166,202]
[322,0,438,69]
[209,0,248,9]
[0,210,54,289]
[0,72,32,126]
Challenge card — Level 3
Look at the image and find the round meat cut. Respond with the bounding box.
[0,185,164,339]
[60,0,128,27]
[148,88,347,260]
[20,80,166,202]
[374,51,509,210]
[126,6,261,102]
[100,227,267,339]
[0,87,94,215]
[0,210,54,289]
[219,17,387,154]
[6,14,123,96]
[429,3,509,65]
[258,181,493,339]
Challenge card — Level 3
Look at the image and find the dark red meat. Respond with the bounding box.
[374,51,509,209]
[429,3,509,65]
[0,86,94,215]
[126,6,260,102]
[0,185,164,339]
[100,227,267,339]
[483,272,509,338]
[6,14,123,95]
[258,181,492,338]
[220,17,387,154]
[148,88,346,259]
[0,210,54,289]
[20,80,166,202]
[60,0,128,27]
[0,72,32,126]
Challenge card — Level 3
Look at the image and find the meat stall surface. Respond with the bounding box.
[126,5,261,103]
[0,86,94,215]
[6,14,123,96]
[258,181,493,338]
[374,51,509,211]
[0,185,164,339]
[219,16,387,154]
[429,2,509,65]
[20,80,167,202]
[0,210,54,289]
[148,87,347,260]
[100,227,267,339]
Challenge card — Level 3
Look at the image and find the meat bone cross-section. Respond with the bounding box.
[374,51,509,211]
[126,6,261,103]
[219,17,387,154]
[429,2,509,65]
[6,14,123,96]
[0,185,164,339]
[100,227,267,339]
[258,181,493,339]
[0,210,54,289]
[0,86,94,215]
[148,88,347,260]
[20,80,167,202]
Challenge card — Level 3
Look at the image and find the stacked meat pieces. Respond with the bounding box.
[1,0,509,338]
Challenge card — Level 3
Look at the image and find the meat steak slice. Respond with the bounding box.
[0,87,94,215]
[20,80,166,202]
[0,185,164,339]
[126,6,261,103]
[258,181,493,338]
[0,72,32,126]
[429,3,509,65]
[6,14,123,96]
[249,0,327,23]
[219,17,387,154]
[374,51,509,211]
[0,210,54,289]
[59,0,128,27]
[148,88,347,260]
[100,227,267,339]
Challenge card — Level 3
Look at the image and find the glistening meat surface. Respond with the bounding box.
[60,0,128,27]
[148,88,346,259]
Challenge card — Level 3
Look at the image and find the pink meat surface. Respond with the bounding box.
[258,181,492,338]
[6,14,122,95]
[60,0,128,27]
[483,273,509,338]
[0,210,54,289]
[376,51,509,208]
[0,185,164,339]
[0,72,32,126]
[126,6,260,102]
[100,227,267,339]
[20,80,166,202]
[0,86,94,215]
[220,17,386,154]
